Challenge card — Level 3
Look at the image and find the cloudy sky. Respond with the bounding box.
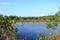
[0,0,60,17]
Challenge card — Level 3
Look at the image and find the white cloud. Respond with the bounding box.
[0,2,9,5]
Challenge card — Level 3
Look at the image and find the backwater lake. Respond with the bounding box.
[14,22,60,40]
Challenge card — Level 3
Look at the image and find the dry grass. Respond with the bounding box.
[55,32,60,40]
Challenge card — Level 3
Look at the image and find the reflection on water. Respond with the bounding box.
[14,22,60,40]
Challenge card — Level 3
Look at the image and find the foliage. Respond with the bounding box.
[46,22,58,30]
[38,32,60,40]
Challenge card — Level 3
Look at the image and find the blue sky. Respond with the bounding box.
[0,0,60,17]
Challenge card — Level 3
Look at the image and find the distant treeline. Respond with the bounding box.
[0,11,60,22]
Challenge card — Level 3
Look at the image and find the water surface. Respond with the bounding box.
[14,22,60,40]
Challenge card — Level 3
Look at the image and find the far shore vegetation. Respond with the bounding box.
[0,7,60,22]
[0,11,60,22]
